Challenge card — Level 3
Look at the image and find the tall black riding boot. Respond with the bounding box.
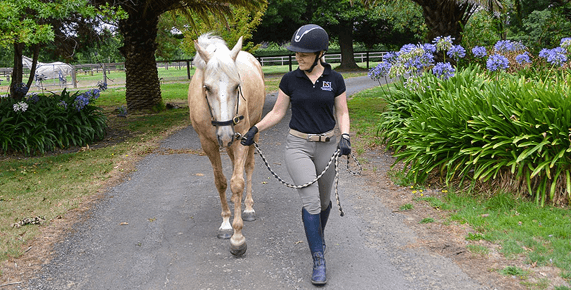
[320,201,332,253]
[302,207,326,285]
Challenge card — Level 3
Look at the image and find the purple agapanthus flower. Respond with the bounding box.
[74,93,90,111]
[432,62,455,80]
[472,46,487,58]
[447,45,466,60]
[382,51,398,64]
[494,40,526,53]
[58,100,68,109]
[515,53,531,65]
[84,89,101,101]
[27,93,40,104]
[369,61,392,80]
[432,36,454,52]
[539,47,568,67]
[423,43,436,54]
[487,54,509,72]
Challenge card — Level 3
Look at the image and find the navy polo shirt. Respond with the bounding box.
[279,63,346,134]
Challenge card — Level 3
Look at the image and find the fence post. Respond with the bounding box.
[289,55,293,72]
[71,67,77,88]
[366,51,370,69]
[186,60,191,79]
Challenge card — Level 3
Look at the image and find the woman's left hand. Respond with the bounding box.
[338,133,351,156]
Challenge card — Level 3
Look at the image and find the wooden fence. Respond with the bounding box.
[0,51,386,88]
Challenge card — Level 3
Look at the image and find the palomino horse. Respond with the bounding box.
[188,34,265,256]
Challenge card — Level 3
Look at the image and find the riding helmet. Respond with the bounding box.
[287,24,329,53]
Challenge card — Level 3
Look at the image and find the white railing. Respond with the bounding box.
[257,51,387,67]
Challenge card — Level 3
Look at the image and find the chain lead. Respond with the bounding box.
[236,133,362,216]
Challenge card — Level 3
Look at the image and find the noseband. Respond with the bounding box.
[205,85,246,127]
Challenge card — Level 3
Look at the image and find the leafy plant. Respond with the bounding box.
[466,244,489,256]
[500,265,527,277]
[399,203,414,211]
[378,63,571,205]
[419,217,434,224]
[0,88,107,155]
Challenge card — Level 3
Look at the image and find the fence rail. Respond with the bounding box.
[256,51,386,69]
[0,51,386,88]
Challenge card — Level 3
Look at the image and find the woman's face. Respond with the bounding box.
[295,52,319,71]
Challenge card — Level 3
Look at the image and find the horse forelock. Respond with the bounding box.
[193,34,241,85]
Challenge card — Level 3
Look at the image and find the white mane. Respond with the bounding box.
[193,33,229,70]
[193,33,241,84]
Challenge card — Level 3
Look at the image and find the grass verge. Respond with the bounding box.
[349,84,571,288]
[0,84,191,269]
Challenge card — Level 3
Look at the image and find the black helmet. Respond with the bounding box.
[287,24,329,53]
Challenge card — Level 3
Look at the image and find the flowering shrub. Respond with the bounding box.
[0,87,107,155]
[370,36,571,205]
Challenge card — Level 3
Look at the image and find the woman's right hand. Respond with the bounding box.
[241,126,259,146]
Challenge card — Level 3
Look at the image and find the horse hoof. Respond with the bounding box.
[242,211,256,222]
[230,242,247,257]
[217,229,232,239]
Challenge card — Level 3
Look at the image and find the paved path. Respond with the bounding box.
[24,76,488,289]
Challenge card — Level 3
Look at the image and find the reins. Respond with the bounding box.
[236,133,362,216]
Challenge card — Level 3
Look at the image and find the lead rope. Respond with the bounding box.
[236,133,362,216]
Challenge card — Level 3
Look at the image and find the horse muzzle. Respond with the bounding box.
[212,116,244,148]
[216,126,236,148]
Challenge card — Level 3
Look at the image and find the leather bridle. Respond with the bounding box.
[204,85,246,127]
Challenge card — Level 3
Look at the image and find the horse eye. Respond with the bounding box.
[204,85,211,93]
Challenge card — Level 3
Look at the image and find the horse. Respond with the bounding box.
[188,34,265,256]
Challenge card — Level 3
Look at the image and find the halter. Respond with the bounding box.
[205,85,246,127]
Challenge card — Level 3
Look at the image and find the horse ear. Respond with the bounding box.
[195,40,210,63]
[230,37,243,61]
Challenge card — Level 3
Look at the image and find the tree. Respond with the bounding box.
[177,5,266,57]
[251,0,308,44]
[253,0,424,70]
[310,0,367,69]
[90,0,266,112]
[0,0,98,100]
[362,0,514,43]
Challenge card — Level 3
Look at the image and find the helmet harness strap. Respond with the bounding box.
[305,52,323,73]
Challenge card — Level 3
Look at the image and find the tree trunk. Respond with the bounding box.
[27,45,40,90]
[118,10,162,112]
[411,0,476,43]
[337,21,360,70]
[10,43,25,101]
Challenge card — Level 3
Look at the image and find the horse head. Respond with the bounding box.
[195,35,244,148]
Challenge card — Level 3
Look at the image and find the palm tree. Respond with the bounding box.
[92,0,266,112]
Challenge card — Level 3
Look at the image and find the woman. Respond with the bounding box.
[241,24,351,285]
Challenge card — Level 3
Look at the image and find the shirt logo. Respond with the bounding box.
[321,81,333,91]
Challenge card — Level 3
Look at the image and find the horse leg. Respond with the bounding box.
[227,145,247,256]
[203,142,232,239]
[226,148,240,205]
[242,145,256,221]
